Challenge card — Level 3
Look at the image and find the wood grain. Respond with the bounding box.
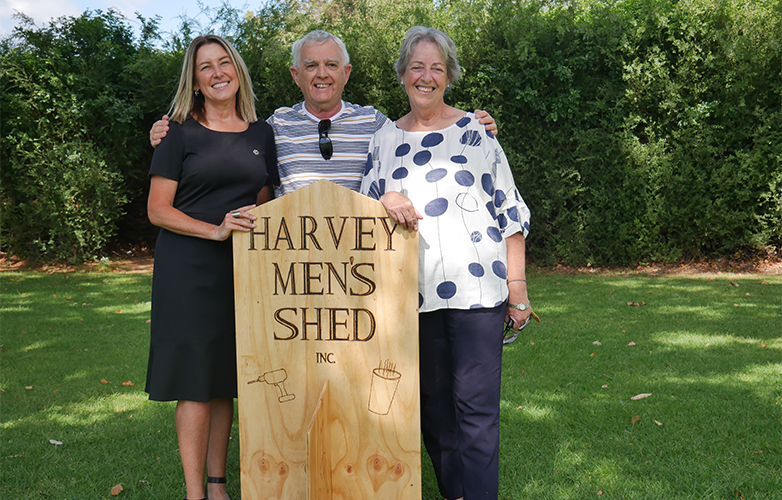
[233,180,421,499]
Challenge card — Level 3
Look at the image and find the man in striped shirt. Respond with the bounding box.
[271,30,389,196]
[150,30,496,197]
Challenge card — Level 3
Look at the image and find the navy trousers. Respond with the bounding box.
[419,305,505,500]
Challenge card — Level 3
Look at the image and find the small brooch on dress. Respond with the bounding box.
[252,149,260,155]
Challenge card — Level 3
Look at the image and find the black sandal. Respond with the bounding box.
[204,477,226,500]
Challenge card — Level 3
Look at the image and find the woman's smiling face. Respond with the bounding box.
[193,42,239,105]
[402,40,449,110]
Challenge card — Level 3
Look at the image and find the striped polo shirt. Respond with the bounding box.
[266,101,389,197]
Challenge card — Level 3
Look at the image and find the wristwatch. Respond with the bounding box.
[508,302,531,311]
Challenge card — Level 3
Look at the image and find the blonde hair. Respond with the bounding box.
[169,35,257,124]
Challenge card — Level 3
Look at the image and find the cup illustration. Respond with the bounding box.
[368,360,401,415]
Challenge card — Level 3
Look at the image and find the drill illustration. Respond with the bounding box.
[248,368,296,403]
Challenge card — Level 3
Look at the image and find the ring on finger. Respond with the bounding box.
[231,211,242,218]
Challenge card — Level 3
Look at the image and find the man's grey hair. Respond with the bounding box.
[394,26,462,89]
[292,30,351,68]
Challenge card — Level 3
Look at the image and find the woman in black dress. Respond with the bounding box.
[146,35,278,500]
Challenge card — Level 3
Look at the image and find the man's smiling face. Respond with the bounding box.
[290,39,352,119]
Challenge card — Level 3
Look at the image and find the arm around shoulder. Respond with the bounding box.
[149,115,170,148]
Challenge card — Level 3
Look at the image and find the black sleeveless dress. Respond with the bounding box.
[145,118,279,402]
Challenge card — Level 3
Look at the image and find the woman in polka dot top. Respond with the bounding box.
[361,26,534,500]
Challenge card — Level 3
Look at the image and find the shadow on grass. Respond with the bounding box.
[497,274,780,499]
[2,272,779,499]
[1,273,245,499]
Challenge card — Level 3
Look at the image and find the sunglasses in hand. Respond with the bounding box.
[503,310,541,345]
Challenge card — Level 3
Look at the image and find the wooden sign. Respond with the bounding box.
[233,180,421,500]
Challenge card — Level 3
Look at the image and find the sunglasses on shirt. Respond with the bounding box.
[319,119,333,160]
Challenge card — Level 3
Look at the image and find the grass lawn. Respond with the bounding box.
[1,266,779,499]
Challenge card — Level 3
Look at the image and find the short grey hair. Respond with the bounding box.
[394,26,462,89]
[291,30,350,68]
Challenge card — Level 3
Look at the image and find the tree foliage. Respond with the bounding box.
[1,0,779,264]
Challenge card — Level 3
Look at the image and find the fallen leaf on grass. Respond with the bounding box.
[630,393,652,400]
[101,379,109,384]
[49,439,62,445]
[627,341,636,346]
[627,301,646,306]
[25,386,33,390]
[601,385,608,389]
[730,282,739,287]
[590,352,596,357]
[761,344,767,349]
[735,488,744,498]
[654,420,663,426]
[111,483,123,496]
[593,341,601,345]
[760,281,770,285]
[116,309,123,314]
[631,415,640,425]
[121,380,135,386]
[748,450,763,454]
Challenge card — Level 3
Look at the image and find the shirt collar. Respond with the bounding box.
[299,101,347,122]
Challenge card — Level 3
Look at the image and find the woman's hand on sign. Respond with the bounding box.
[379,191,423,232]
[215,204,258,240]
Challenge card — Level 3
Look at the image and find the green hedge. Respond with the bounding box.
[2,0,779,265]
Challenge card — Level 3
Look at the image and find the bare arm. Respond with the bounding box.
[505,231,532,328]
[148,175,257,241]
[256,185,273,206]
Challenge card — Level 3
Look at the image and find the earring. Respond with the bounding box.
[194,89,201,97]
